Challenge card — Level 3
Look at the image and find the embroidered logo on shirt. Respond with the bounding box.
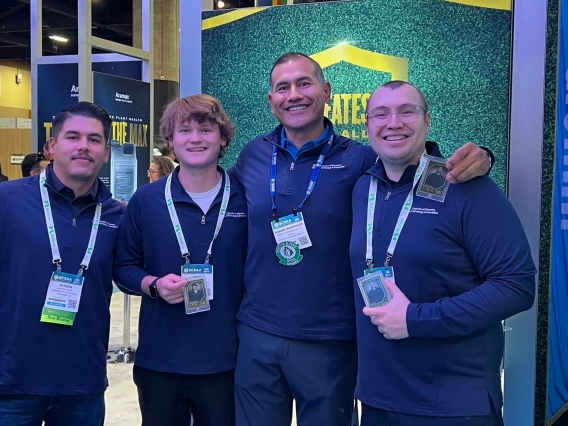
[226,212,247,218]
[99,220,118,228]
[312,164,346,170]
[410,207,439,215]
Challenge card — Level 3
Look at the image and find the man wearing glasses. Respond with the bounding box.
[349,81,535,425]
[21,152,51,177]
[231,51,495,426]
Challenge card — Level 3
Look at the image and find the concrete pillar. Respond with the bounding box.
[133,0,179,144]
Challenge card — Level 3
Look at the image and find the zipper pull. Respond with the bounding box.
[384,191,391,201]
[290,162,295,171]
[201,215,205,225]
[72,218,77,227]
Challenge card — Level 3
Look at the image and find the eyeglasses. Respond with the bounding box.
[147,169,158,175]
[366,104,428,126]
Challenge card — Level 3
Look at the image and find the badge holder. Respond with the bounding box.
[183,277,210,315]
[40,268,85,326]
[182,262,214,300]
[416,156,450,202]
[357,270,391,308]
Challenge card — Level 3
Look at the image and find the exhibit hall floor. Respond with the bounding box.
[105,293,504,426]
[105,292,303,426]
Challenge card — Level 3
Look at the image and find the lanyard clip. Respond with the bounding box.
[272,208,279,221]
[78,264,88,276]
[384,253,392,268]
[53,259,62,271]
[366,259,374,272]
[183,254,190,265]
[292,207,298,216]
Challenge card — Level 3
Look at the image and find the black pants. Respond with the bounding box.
[133,365,235,426]
[361,402,504,426]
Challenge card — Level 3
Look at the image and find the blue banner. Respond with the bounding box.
[547,0,568,423]
[37,60,142,152]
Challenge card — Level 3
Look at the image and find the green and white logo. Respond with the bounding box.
[275,241,303,266]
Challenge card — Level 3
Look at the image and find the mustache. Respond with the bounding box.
[71,154,94,162]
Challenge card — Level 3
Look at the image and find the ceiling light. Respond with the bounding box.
[217,1,226,8]
[49,35,68,43]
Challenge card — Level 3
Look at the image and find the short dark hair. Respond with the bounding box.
[160,145,172,157]
[52,101,112,143]
[21,152,46,177]
[269,52,325,92]
[374,81,429,112]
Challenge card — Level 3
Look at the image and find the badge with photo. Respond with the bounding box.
[357,271,391,308]
[416,156,450,202]
[183,278,211,315]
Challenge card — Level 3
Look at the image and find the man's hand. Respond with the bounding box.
[362,279,410,340]
[156,274,186,304]
[445,142,491,184]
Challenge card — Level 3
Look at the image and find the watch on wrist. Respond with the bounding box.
[149,277,160,299]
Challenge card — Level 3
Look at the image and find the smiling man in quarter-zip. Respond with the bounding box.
[0,102,125,426]
[349,81,535,425]
[231,51,495,426]
[113,94,247,426]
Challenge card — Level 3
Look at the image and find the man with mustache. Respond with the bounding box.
[231,51,494,426]
[0,102,125,426]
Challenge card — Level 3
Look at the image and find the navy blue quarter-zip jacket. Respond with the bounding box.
[113,167,247,374]
[349,148,536,417]
[230,119,377,340]
[0,166,125,395]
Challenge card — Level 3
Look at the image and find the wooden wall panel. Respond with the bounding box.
[0,129,33,180]
[0,107,31,118]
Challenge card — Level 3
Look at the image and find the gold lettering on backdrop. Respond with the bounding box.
[112,122,128,144]
[324,92,371,139]
[44,123,53,142]
[142,125,148,147]
[341,94,351,125]
[342,129,368,139]
[331,94,343,124]
[361,93,370,115]
[110,122,148,146]
[352,93,362,125]
[128,124,149,147]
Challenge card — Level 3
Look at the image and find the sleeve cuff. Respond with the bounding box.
[406,302,423,339]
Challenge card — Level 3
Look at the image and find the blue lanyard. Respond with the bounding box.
[270,136,333,220]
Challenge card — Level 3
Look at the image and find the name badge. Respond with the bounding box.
[181,263,214,300]
[40,271,84,326]
[365,266,395,280]
[271,212,312,249]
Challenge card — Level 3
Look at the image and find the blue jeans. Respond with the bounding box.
[0,393,105,426]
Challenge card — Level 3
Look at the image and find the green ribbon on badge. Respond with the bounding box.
[275,241,303,266]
